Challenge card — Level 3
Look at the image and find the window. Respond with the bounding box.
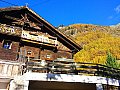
[3,40,12,49]
[27,51,32,55]
[46,54,51,59]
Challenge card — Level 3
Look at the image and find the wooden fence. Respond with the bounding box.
[26,60,120,79]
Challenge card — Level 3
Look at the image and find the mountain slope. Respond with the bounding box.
[58,23,120,64]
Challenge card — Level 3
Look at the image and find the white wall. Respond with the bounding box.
[21,72,120,86]
[0,61,22,90]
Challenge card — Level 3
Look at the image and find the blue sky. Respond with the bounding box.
[0,0,120,26]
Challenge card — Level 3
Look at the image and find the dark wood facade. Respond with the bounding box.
[0,6,82,61]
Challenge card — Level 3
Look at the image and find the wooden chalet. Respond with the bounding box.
[0,6,82,62]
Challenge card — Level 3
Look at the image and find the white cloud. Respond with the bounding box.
[114,5,120,13]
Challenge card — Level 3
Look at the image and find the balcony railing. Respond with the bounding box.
[0,58,120,80]
[0,24,58,46]
[0,60,23,78]
[21,30,58,46]
[0,24,22,36]
[25,59,120,79]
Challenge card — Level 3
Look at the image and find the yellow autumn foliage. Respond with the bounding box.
[74,31,120,65]
[59,23,120,65]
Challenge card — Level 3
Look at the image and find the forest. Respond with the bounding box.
[59,24,120,68]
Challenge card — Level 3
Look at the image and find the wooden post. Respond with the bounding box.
[38,48,41,59]
[16,43,21,61]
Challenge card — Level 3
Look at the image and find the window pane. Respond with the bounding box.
[3,40,12,49]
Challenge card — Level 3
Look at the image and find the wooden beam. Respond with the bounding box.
[4,15,20,21]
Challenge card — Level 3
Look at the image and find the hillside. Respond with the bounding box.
[58,24,120,65]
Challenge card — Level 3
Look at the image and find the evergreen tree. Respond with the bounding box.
[106,52,118,68]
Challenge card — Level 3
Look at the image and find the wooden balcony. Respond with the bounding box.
[25,59,120,80]
[0,24,58,49]
[0,60,22,78]
[0,24,22,37]
[21,30,58,47]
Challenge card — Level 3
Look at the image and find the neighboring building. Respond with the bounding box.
[0,6,119,90]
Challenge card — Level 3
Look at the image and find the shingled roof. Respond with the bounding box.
[0,6,82,53]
